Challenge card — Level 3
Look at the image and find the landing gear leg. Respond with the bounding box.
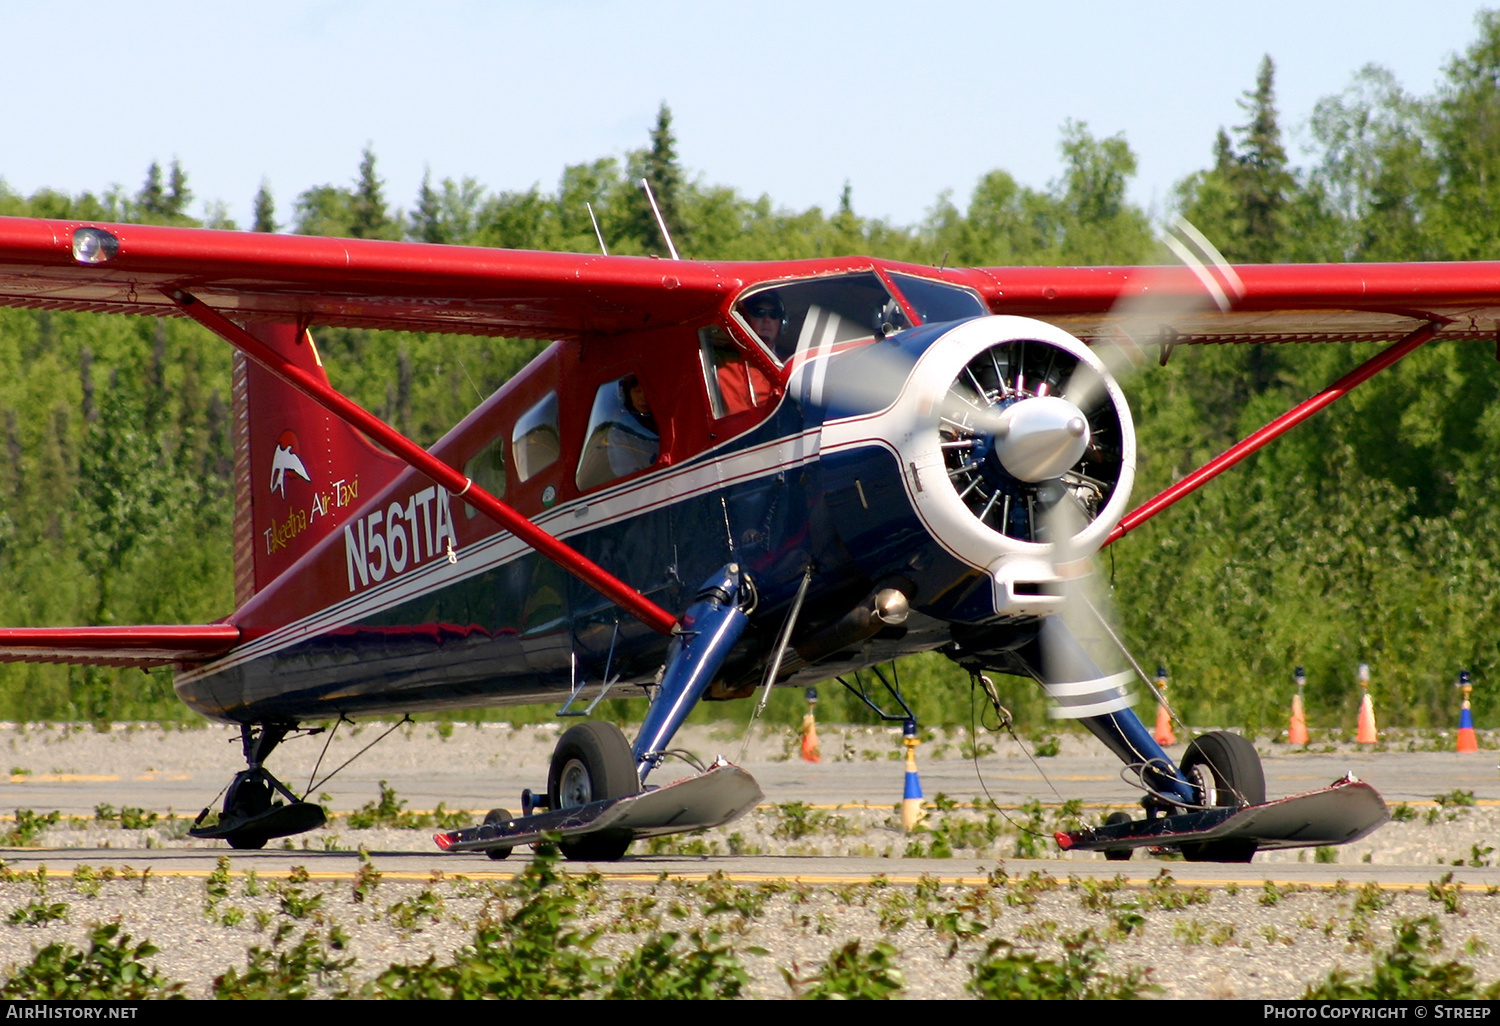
[631,563,750,783]
[535,563,750,862]
[189,723,327,849]
[1031,620,1266,862]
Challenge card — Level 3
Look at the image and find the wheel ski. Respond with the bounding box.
[1057,774,1389,855]
[434,762,763,857]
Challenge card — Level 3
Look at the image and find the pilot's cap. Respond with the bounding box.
[740,291,784,321]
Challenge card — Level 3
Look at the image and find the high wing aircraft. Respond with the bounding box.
[0,215,1485,860]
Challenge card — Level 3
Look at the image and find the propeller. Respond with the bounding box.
[1030,218,1240,726]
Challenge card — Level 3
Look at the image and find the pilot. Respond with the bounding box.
[740,291,785,349]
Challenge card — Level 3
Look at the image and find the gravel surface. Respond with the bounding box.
[0,722,1497,999]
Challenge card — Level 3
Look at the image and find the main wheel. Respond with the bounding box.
[547,721,639,861]
[483,808,514,861]
[1102,810,1134,862]
[1178,730,1264,863]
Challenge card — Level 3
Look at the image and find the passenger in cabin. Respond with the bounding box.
[575,373,663,491]
[625,375,655,431]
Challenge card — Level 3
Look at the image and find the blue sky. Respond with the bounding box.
[2,2,1490,231]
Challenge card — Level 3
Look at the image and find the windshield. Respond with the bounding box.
[888,273,987,324]
[735,272,908,363]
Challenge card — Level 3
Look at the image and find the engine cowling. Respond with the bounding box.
[821,316,1135,618]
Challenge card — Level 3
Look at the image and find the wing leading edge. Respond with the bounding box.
[6,215,1500,345]
[0,625,241,668]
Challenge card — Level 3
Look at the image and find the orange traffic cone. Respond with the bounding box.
[1289,693,1309,745]
[1356,663,1378,744]
[1152,665,1175,745]
[800,687,822,762]
[1288,666,1309,745]
[1457,670,1478,754]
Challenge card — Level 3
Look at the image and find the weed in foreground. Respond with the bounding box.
[367,848,604,999]
[783,939,905,999]
[7,899,69,926]
[604,929,754,999]
[968,929,1158,1000]
[1304,916,1500,1000]
[213,927,355,999]
[0,923,185,1000]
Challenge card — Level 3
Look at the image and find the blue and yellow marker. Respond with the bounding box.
[901,718,924,832]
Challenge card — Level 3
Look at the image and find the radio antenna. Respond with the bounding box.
[640,178,680,260]
[586,202,609,256]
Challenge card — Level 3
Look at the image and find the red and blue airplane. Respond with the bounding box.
[0,215,1479,858]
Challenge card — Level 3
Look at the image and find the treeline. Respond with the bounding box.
[4,15,1500,730]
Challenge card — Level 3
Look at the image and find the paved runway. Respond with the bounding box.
[0,722,1493,816]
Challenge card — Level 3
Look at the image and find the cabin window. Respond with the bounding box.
[512,392,560,483]
[576,375,659,491]
[699,326,773,419]
[734,271,909,364]
[462,436,505,519]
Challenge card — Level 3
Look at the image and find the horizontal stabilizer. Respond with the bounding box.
[0,624,240,668]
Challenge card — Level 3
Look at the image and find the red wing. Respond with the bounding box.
[976,263,1500,343]
[0,216,736,337]
[0,625,240,668]
[6,215,1500,344]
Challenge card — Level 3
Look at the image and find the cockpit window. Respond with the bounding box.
[888,273,987,324]
[735,272,909,364]
[512,392,560,483]
[576,375,660,491]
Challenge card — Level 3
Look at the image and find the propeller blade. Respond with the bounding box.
[1066,217,1244,412]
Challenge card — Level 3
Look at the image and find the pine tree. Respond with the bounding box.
[349,146,393,240]
[1230,57,1294,262]
[413,168,444,244]
[164,160,191,219]
[624,104,685,255]
[252,181,277,233]
[136,162,165,218]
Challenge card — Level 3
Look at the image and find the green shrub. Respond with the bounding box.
[0,923,184,999]
[784,939,905,999]
[1305,917,1500,1000]
[968,929,1156,1000]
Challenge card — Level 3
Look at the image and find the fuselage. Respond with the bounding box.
[175,269,1133,723]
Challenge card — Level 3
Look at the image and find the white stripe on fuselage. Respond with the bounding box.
[176,424,829,685]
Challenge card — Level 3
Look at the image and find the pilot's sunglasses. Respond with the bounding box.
[746,306,778,318]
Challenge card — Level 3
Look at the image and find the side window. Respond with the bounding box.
[512,392,559,483]
[699,326,772,419]
[462,436,505,519]
[576,375,660,491]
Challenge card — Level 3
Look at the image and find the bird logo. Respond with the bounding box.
[270,430,312,498]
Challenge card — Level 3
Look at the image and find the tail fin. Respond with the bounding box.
[232,322,405,603]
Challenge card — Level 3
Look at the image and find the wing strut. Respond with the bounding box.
[166,289,680,636]
[1103,322,1439,547]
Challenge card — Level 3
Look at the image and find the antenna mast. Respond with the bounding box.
[640,178,680,260]
[586,202,609,256]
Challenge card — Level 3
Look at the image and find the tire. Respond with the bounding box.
[547,722,639,861]
[227,833,268,850]
[1102,811,1134,862]
[1178,731,1264,863]
[483,808,514,861]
